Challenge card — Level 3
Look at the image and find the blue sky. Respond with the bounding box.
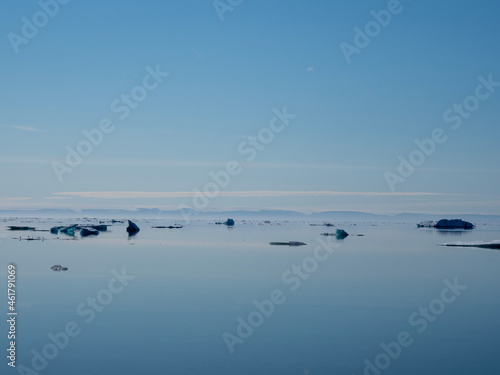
[1,0,499,214]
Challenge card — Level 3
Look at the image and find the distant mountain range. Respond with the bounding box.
[0,208,499,223]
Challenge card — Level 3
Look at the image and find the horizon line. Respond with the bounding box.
[52,190,446,199]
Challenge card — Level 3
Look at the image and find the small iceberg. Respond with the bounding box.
[270,241,307,246]
[322,230,349,239]
[50,227,59,235]
[59,225,77,236]
[126,220,140,236]
[8,226,36,231]
[152,225,183,229]
[51,265,68,271]
[336,229,349,239]
[435,219,475,229]
[439,240,500,249]
[416,221,436,228]
[216,218,235,227]
[80,228,99,237]
[13,236,46,241]
[417,219,475,230]
[88,225,109,231]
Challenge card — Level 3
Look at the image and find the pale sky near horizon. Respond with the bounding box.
[1,0,499,214]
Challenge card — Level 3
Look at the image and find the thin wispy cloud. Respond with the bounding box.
[0,156,497,175]
[0,197,33,203]
[44,196,70,200]
[5,125,40,132]
[54,191,445,199]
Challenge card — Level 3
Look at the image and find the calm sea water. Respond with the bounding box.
[1,218,500,375]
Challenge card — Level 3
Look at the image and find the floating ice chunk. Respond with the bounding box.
[439,240,500,249]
